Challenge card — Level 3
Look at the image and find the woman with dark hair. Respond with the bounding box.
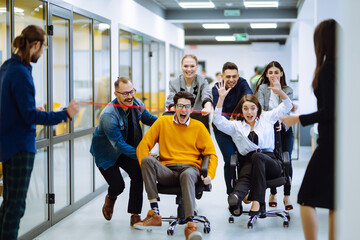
[213,76,292,216]
[280,19,337,240]
[254,61,294,211]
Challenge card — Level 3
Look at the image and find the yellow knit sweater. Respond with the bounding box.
[137,115,218,179]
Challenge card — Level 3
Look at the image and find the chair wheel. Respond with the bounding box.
[283,221,289,228]
[167,229,174,235]
[287,214,291,221]
[229,216,234,223]
[247,222,253,229]
[203,227,211,233]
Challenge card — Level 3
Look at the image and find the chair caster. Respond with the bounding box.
[203,226,211,234]
[283,221,289,228]
[167,229,174,235]
[247,222,253,229]
[229,216,234,223]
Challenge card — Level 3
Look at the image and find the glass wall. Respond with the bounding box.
[94,20,110,189]
[0,1,112,238]
[119,29,131,78]
[73,13,92,130]
[132,34,143,100]
[13,0,48,139]
[169,45,183,80]
[52,15,70,136]
[0,0,8,65]
[159,43,166,109]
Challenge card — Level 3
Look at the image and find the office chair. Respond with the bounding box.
[228,122,291,228]
[157,155,212,236]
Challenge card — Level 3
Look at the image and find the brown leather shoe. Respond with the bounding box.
[133,210,162,230]
[184,222,202,240]
[102,195,116,221]
[130,214,141,226]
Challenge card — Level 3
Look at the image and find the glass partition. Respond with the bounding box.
[94,20,110,126]
[73,13,92,131]
[53,141,70,212]
[119,29,131,78]
[150,41,159,115]
[74,134,93,201]
[52,15,70,136]
[14,0,48,139]
[159,43,165,110]
[132,34,143,100]
[0,0,8,65]
[19,148,48,235]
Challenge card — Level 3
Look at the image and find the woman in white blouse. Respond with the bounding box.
[213,77,292,216]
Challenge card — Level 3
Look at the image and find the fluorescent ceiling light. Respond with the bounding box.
[250,23,277,29]
[244,1,278,8]
[215,36,235,41]
[0,7,24,13]
[202,23,230,29]
[98,23,110,31]
[179,2,215,8]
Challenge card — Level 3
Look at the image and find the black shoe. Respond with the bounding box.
[249,202,266,217]
[228,193,243,216]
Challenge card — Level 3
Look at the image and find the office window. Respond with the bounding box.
[119,29,131,78]
[132,34,143,100]
[73,13,92,130]
[0,0,8,65]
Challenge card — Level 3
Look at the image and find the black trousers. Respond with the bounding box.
[98,154,143,214]
[232,152,282,204]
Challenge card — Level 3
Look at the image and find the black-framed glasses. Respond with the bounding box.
[116,88,136,97]
[175,103,191,109]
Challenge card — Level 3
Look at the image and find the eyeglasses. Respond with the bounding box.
[116,88,136,97]
[175,104,191,109]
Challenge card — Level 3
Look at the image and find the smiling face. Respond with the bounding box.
[114,81,135,111]
[174,98,193,124]
[242,101,258,124]
[222,69,239,89]
[266,66,283,86]
[181,57,198,81]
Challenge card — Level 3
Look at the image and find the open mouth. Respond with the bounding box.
[125,98,134,104]
[179,113,187,121]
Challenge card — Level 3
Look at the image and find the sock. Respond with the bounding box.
[150,202,160,215]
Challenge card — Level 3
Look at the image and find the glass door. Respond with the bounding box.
[48,4,73,222]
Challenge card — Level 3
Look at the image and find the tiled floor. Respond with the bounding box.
[36,144,330,240]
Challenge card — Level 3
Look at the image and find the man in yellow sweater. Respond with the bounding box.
[134,91,218,240]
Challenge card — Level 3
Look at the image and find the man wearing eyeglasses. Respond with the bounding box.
[134,91,218,240]
[90,77,157,226]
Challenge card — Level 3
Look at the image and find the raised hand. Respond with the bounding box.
[215,80,231,99]
[67,99,80,118]
[268,75,282,95]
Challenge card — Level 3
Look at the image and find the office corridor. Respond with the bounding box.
[36,136,330,240]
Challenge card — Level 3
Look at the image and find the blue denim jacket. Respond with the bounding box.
[90,98,157,170]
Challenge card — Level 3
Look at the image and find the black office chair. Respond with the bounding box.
[228,122,291,228]
[157,155,212,236]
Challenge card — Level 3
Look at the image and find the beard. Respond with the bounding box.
[31,48,42,63]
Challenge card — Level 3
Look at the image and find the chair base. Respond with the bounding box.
[228,209,290,228]
[162,215,211,236]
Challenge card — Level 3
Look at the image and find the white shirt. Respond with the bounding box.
[269,90,281,110]
[213,97,293,156]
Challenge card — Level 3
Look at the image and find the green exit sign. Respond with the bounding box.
[224,9,240,17]
[234,33,249,41]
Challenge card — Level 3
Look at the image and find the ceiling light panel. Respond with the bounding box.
[250,23,278,29]
[202,23,230,29]
[244,1,279,8]
[215,36,235,41]
[179,1,215,8]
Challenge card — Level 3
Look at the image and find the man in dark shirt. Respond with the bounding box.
[212,62,252,195]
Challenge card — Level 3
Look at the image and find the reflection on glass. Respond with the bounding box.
[19,148,48,235]
[74,135,93,201]
[143,43,150,109]
[94,21,110,125]
[73,13,92,131]
[150,41,159,114]
[119,29,131,78]
[14,0,48,139]
[132,34,142,100]
[159,43,166,111]
[0,0,8,65]
[52,15,69,136]
[53,141,70,212]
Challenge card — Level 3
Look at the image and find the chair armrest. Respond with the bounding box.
[282,151,291,185]
[201,155,210,177]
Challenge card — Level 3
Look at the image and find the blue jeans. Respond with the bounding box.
[213,125,236,195]
[270,126,294,196]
